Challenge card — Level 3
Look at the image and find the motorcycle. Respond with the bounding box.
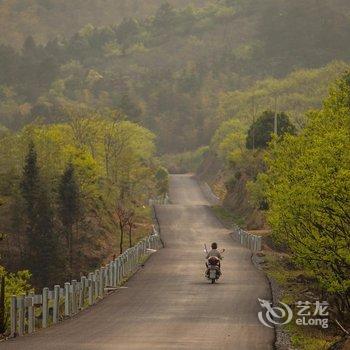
[204,244,225,284]
[206,256,221,284]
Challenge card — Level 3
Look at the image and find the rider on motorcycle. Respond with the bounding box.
[205,242,223,277]
[206,242,222,260]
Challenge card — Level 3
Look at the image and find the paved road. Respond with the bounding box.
[2,174,274,350]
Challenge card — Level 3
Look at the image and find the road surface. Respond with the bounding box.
[2,174,274,350]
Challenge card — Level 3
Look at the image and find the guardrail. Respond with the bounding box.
[199,180,263,252]
[149,193,170,205]
[231,225,262,252]
[10,231,163,338]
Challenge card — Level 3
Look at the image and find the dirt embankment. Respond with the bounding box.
[196,152,267,230]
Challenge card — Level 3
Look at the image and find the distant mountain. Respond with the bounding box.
[1,0,350,153]
[0,0,210,47]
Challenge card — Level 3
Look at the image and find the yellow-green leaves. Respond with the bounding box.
[211,119,246,166]
[264,73,350,298]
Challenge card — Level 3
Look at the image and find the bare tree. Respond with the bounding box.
[115,204,134,253]
[126,211,136,248]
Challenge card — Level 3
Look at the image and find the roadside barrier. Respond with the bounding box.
[149,193,170,205]
[231,225,262,252]
[200,179,262,253]
[10,231,163,338]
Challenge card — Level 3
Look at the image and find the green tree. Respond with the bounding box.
[20,142,61,288]
[58,162,80,277]
[246,110,296,149]
[155,166,169,195]
[264,73,350,313]
[211,119,246,166]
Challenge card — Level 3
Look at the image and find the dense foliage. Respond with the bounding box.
[246,110,296,149]
[0,113,161,288]
[1,2,350,152]
[0,0,211,47]
[216,61,350,128]
[0,0,350,325]
[263,74,350,311]
[0,266,32,332]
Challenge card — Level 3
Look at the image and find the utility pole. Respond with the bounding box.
[274,95,278,136]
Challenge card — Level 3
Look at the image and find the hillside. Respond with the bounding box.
[1,1,350,347]
[1,0,350,153]
[0,0,210,47]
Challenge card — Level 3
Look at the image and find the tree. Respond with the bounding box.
[154,2,176,28]
[58,162,80,277]
[155,167,169,196]
[20,142,61,288]
[116,18,140,53]
[264,73,350,313]
[246,110,296,149]
[115,204,134,253]
[126,211,136,248]
[211,119,246,166]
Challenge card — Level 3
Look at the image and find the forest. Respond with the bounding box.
[0,0,349,347]
[1,0,350,152]
[195,71,349,349]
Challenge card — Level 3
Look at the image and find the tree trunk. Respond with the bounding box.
[119,222,124,254]
[128,226,132,248]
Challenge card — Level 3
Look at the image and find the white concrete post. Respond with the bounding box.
[111,261,114,282]
[258,236,262,251]
[94,270,99,299]
[79,276,86,310]
[105,264,109,286]
[134,248,137,270]
[115,259,119,286]
[109,263,113,286]
[71,280,77,315]
[118,258,122,284]
[88,273,94,305]
[121,255,125,278]
[27,294,35,334]
[129,250,133,272]
[53,285,60,324]
[17,295,25,336]
[42,287,49,328]
[99,268,104,297]
[128,251,131,273]
[10,295,17,337]
[112,260,117,287]
[104,267,108,288]
[64,282,71,317]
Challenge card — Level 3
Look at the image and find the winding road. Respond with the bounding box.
[2,174,274,350]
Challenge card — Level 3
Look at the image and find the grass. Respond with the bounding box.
[286,322,335,350]
[211,205,245,228]
[263,250,340,349]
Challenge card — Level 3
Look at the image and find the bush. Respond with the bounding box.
[246,110,296,149]
[264,74,350,313]
[0,266,32,333]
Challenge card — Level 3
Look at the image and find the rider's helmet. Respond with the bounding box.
[211,242,217,249]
